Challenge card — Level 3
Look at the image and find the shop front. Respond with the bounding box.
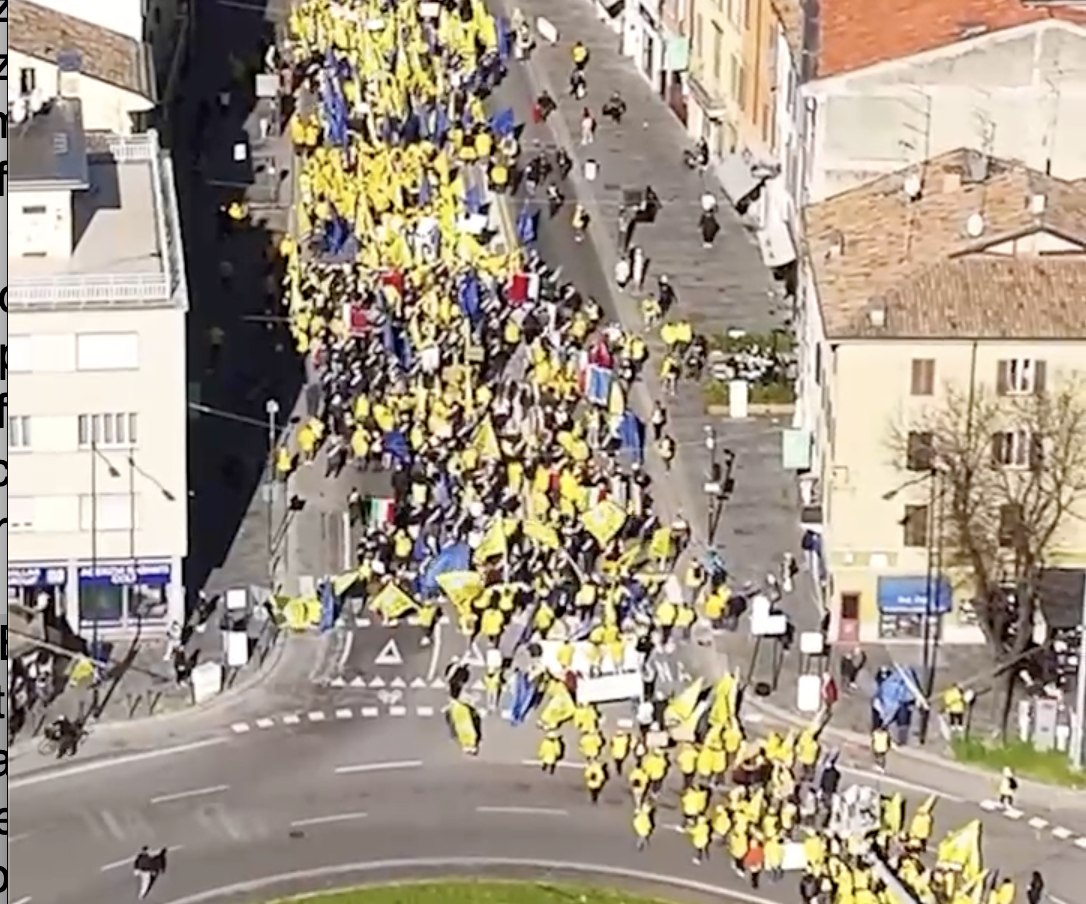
[621,2,664,88]
[77,558,184,634]
[8,564,70,619]
[875,574,953,641]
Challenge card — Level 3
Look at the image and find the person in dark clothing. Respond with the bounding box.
[1026,871,1045,904]
[602,91,626,123]
[699,210,720,248]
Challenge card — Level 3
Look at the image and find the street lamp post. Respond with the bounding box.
[88,438,120,653]
[265,398,281,585]
[703,425,718,542]
[917,468,943,745]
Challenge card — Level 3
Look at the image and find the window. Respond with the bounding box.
[76,333,139,371]
[902,504,929,547]
[998,503,1024,549]
[905,431,934,471]
[9,498,35,532]
[8,334,77,373]
[910,359,935,396]
[840,593,860,621]
[712,25,724,80]
[996,358,1046,396]
[10,416,32,450]
[991,430,1042,469]
[79,495,134,532]
[78,413,139,449]
[20,67,36,95]
[8,336,32,373]
[21,205,46,215]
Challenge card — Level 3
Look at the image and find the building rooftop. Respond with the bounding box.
[10,99,89,188]
[804,147,1086,339]
[814,0,1086,79]
[10,129,189,313]
[11,0,152,97]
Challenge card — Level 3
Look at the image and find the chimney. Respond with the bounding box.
[57,49,83,98]
[942,172,962,193]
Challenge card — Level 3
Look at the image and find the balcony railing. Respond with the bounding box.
[10,130,188,312]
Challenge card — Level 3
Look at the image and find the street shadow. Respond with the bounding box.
[172,0,306,598]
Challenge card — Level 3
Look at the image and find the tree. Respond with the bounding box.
[889,373,1086,737]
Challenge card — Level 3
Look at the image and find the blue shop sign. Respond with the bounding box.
[78,561,172,587]
[877,575,952,615]
[9,565,68,588]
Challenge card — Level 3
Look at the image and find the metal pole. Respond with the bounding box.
[265,399,281,586]
[1071,572,1086,769]
[90,438,99,654]
[129,452,137,561]
[917,470,937,744]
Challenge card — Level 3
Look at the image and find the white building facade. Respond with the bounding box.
[9,102,190,638]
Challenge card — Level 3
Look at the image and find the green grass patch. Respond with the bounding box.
[950,736,1086,789]
[270,882,678,904]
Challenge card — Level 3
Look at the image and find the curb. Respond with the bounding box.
[10,628,290,762]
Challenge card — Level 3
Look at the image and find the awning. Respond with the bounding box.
[685,75,727,117]
[717,150,763,205]
[664,33,690,71]
[757,215,797,268]
[876,575,953,615]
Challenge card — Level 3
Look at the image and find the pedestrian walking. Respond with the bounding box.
[580,109,596,145]
[133,846,161,899]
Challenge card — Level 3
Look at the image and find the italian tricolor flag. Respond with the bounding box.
[366,497,395,528]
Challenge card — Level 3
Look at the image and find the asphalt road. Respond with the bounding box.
[12,720,1086,904]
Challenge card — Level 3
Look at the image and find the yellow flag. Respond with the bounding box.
[649,527,674,559]
[664,678,705,726]
[936,819,983,883]
[437,570,485,606]
[449,698,480,751]
[68,657,96,685]
[473,516,508,562]
[524,519,560,550]
[370,582,418,619]
[582,499,626,546]
[707,675,737,727]
[539,684,576,730]
[472,416,501,460]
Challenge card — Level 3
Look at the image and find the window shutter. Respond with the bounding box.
[996,360,1010,395]
[1034,360,1047,395]
[1029,434,1045,470]
[991,432,1006,466]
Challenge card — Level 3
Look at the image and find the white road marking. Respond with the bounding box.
[1027,817,1049,829]
[349,676,366,688]
[1075,837,1086,849]
[1003,807,1024,820]
[476,806,568,817]
[290,812,368,828]
[255,718,275,729]
[390,676,407,688]
[100,845,184,873]
[615,717,634,730]
[12,896,33,904]
[361,706,380,717]
[151,785,229,805]
[283,714,301,725]
[12,738,229,789]
[410,677,428,688]
[979,799,1001,811]
[1052,826,1073,839]
[356,617,372,628]
[9,833,32,845]
[521,759,583,770]
[417,706,435,717]
[839,766,964,802]
[307,711,326,722]
[335,708,354,720]
[375,638,404,666]
[389,705,408,716]
[334,760,423,775]
[426,616,444,682]
[230,722,251,733]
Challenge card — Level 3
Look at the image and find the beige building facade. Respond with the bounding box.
[795,149,1086,645]
[9,101,190,637]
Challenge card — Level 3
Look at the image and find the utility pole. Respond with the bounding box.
[265,398,281,586]
[1071,574,1086,769]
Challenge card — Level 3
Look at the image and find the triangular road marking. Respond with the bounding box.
[375,638,404,666]
[369,676,386,688]
[390,676,407,688]
[349,676,366,688]
[410,677,428,689]
[431,678,447,690]
[330,677,346,687]
[463,639,487,668]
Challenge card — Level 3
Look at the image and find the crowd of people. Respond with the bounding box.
[271,1,1028,901]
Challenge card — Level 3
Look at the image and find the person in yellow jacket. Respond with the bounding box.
[584,760,607,804]
[676,742,698,787]
[998,766,1017,808]
[628,760,649,806]
[538,731,563,774]
[633,801,654,850]
[689,814,711,864]
[275,446,293,479]
[871,725,891,772]
[579,728,603,762]
[610,729,631,773]
[942,683,967,731]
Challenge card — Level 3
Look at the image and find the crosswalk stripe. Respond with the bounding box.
[231,722,251,733]
[308,711,326,722]
[389,705,407,716]
[282,714,301,725]
[361,706,380,717]
[335,708,354,720]
[416,706,435,717]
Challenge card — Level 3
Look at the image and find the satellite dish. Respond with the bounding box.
[903,173,922,199]
[966,213,985,237]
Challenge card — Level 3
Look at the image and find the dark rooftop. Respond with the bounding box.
[10,98,90,189]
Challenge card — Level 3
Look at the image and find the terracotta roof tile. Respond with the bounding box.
[11,1,150,97]
[816,0,1086,78]
[803,148,1086,338]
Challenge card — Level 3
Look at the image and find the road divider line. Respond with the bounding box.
[839,766,963,802]
[476,806,568,817]
[255,718,275,729]
[290,812,368,828]
[151,785,229,805]
[12,738,229,789]
[12,896,33,904]
[335,760,424,775]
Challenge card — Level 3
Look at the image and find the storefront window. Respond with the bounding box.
[878,612,944,641]
[8,584,67,615]
[131,583,169,623]
[80,583,126,624]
